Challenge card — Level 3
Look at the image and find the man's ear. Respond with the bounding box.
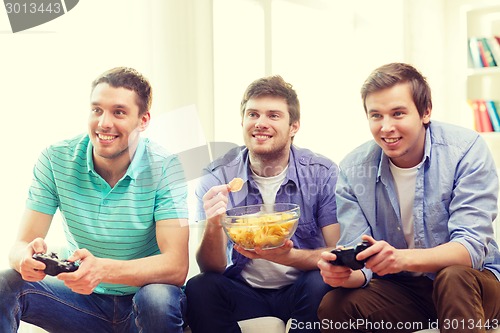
[138,112,151,132]
[422,107,431,125]
[290,121,300,137]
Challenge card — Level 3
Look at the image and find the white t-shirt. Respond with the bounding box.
[389,160,421,249]
[240,166,301,288]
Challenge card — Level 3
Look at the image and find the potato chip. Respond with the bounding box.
[228,177,244,192]
[225,213,298,249]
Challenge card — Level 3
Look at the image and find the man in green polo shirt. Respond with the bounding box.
[0,67,189,332]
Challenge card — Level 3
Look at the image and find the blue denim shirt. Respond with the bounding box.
[196,145,339,279]
[336,121,500,283]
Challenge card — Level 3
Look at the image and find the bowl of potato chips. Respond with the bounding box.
[222,203,300,250]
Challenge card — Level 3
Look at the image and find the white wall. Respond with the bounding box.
[212,0,408,163]
[0,0,211,272]
[211,0,458,163]
[0,0,494,272]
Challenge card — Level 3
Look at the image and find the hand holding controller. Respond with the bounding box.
[32,252,78,276]
[329,240,371,270]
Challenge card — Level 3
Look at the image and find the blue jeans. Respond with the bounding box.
[0,269,186,333]
[185,270,331,333]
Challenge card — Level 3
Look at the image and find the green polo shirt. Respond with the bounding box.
[26,134,188,295]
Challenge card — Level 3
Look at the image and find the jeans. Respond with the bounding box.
[185,270,331,333]
[318,266,500,333]
[0,269,186,333]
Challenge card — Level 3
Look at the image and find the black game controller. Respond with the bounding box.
[329,241,371,270]
[32,252,78,276]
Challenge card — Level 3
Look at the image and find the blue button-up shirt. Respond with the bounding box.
[336,121,500,283]
[196,145,339,278]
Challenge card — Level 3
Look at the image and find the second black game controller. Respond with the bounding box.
[33,252,78,276]
[329,240,371,270]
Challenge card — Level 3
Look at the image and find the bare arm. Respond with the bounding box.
[322,223,340,248]
[102,218,190,286]
[196,216,228,273]
[60,218,189,294]
[359,235,471,276]
[236,222,340,271]
[9,209,53,279]
[318,234,473,289]
[195,184,231,273]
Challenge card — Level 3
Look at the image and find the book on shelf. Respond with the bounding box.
[469,37,484,68]
[485,100,500,132]
[469,99,494,132]
[468,36,500,68]
[476,38,490,67]
[480,37,497,67]
[470,100,483,131]
[487,37,500,66]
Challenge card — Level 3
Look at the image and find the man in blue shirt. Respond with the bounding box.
[185,75,339,333]
[0,67,189,332]
[317,63,500,333]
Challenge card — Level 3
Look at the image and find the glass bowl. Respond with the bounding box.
[222,203,300,250]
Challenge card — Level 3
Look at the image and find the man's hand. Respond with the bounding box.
[202,184,230,221]
[58,249,103,295]
[234,239,294,263]
[360,235,406,276]
[19,237,48,282]
[317,250,354,287]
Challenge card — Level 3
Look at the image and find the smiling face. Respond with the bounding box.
[366,82,431,168]
[242,96,299,159]
[88,83,150,166]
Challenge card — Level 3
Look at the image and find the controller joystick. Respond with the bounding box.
[329,240,371,270]
[32,252,78,276]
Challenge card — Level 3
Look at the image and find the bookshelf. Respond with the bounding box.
[463,2,500,169]
[463,2,500,239]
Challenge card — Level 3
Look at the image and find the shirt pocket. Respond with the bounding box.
[425,199,451,245]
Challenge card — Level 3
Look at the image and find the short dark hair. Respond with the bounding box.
[361,63,432,121]
[91,67,152,115]
[240,75,300,125]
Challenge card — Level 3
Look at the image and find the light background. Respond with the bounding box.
[0,0,496,279]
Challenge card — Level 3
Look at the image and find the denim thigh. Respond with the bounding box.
[0,269,138,332]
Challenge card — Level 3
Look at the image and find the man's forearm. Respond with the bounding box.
[402,242,472,273]
[279,247,334,271]
[9,241,31,272]
[196,217,228,273]
[100,253,188,287]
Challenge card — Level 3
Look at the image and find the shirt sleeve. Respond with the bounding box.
[26,148,59,215]
[315,163,340,229]
[336,165,374,286]
[447,135,499,269]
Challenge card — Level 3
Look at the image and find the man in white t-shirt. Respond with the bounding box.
[185,75,340,333]
[317,63,500,333]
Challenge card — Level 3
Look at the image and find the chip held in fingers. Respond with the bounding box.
[228,177,244,192]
